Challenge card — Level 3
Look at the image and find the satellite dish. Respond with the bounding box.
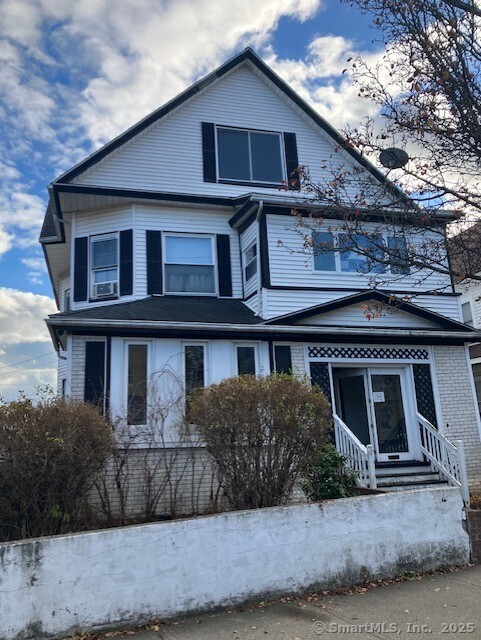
[379,147,409,169]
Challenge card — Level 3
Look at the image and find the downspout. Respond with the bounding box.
[256,200,264,317]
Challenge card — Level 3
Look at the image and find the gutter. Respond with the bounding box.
[46,316,480,341]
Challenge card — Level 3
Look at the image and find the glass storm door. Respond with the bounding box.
[335,369,371,447]
[335,367,417,463]
[367,368,413,462]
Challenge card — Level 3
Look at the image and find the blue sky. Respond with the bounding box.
[0,0,383,397]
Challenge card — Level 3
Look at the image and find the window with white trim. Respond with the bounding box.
[312,231,410,275]
[236,344,258,376]
[243,242,257,282]
[127,343,148,425]
[217,127,285,184]
[185,344,205,398]
[462,301,474,327]
[90,234,119,298]
[164,234,216,294]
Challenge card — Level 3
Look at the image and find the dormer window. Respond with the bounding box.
[243,242,258,282]
[216,127,285,184]
[90,234,119,299]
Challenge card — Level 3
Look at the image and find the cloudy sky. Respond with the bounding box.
[0,0,383,399]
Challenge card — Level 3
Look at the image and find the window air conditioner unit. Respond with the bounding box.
[93,281,118,298]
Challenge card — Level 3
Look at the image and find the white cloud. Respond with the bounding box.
[266,36,384,130]
[0,288,56,345]
[0,288,57,399]
[0,226,13,256]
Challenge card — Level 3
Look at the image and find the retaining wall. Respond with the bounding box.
[0,486,469,640]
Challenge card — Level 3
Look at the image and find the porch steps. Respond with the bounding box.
[375,462,449,492]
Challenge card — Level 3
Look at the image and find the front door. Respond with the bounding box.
[334,367,418,462]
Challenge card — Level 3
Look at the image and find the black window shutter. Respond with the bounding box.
[84,342,105,407]
[310,362,332,407]
[216,234,232,297]
[283,132,300,190]
[202,122,217,183]
[73,237,88,302]
[146,230,162,295]
[274,345,292,374]
[119,229,133,296]
[413,364,437,427]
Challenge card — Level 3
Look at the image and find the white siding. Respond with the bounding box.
[297,304,437,328]
[240,220,258,298]
[267,214,452,293]
[134,204,242,298]
[264,289,462,322]
[457,280,481,328]
[73,64,388,203]
[71,204,242,311]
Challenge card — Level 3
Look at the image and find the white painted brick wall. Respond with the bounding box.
[290,343,307,375]
[433,345,481,489]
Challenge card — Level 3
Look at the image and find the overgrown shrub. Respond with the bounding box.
[0,395,114,541]
[301,443,359,501]
[186,374,331,510]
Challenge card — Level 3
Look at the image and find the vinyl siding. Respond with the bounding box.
[71,204,242,311]
[264,289,462,322]
[297,305,437,328]
[72,64,389,204]
[134,204,242,298]
[267,213,452,293]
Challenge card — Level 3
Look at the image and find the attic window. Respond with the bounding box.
[217,127,285,184]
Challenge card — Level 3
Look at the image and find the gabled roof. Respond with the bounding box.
[264,290,474,332]
[51,48,405,198]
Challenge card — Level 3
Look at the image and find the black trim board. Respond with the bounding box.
[264,289,474,332]
[52,48,408,206]
[266,284,460,297]
[58,326,470,346]
[259,212,271,287]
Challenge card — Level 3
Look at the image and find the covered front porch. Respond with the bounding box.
[308,345,471,505]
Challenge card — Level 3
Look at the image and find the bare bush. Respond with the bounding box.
[0,395,113,541]
[186,374,332,510]
[92,369,221,524]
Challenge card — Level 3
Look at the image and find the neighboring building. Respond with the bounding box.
[41,48,481,498]
[449,223,481,416]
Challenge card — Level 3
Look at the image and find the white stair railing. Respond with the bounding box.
[417,412,470,506]
[334,414,377,489]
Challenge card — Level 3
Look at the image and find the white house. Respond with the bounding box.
[41,48,481,499]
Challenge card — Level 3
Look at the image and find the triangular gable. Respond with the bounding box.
[52,48,404,202]
[264,290,473,332]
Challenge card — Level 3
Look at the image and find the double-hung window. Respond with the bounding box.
[90,234,119,298]
[217,127,285,184]
[164,234,216,294]
[243,243,257,282]
[462,301,474,327]
[185,344,205,400]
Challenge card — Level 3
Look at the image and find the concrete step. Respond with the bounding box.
[376,471,442,486]
[375,462,431,477]
[380,480,450,492]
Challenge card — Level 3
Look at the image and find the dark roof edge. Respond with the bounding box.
[264,289,473,332]
[51,48,409,204]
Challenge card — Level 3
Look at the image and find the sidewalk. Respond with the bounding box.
[130,565,481,640]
